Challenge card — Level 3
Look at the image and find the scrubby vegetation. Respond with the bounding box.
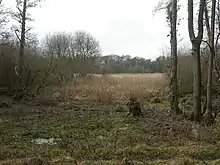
[1,0,220,164]
[1,73,220,164]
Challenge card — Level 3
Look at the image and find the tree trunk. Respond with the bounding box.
[205,0,216,124]
[170,0,181,114]
[192,43,202,121]
[205,4,211,41]
[18,0,27,84]
[188,0,205,122]
[213,0,220,80]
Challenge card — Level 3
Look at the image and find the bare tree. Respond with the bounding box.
[42,32,74,83]
[169,0,181,114]
[0,2,11,42]
[188,0,206,121]
[43,32,73,58]
[43,31,101,81]
[11,0,43,83]
[44,31,101,59]
[73,31,101,59]
[153,0,181,114]
[73,31,101,75]
[24,32,39,55]
[203,0,217,124]
[213,0,220,79]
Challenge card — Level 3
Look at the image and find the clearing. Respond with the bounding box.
[0,74,220,165]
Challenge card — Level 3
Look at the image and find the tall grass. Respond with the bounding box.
[57,73,169,104]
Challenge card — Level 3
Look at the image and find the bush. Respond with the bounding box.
[151,97,162,103]
[0,44,18,88]
[0,45,58,97]
[173,50,219,97]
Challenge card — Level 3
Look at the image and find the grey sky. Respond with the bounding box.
[4,0,190,60]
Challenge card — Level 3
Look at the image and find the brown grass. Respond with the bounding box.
[2,73,220,164]
[55,73,169,104]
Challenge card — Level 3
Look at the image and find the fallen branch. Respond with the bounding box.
[196,154,208,165]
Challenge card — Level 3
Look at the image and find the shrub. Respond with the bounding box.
[151,97,162,103]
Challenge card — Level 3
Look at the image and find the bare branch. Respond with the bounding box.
[188,0,196,40]
[15,29,21,41]
[202,39,214,53]
[25,28,31,33]
[215,32,220,50]
[152,0,172,15]
[204,2,211,42]
[197,0,206,41]
[16,3,23,14]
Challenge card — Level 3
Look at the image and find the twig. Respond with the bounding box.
[214,160,220,165]
[202,40,214,54]
[197,154,208,165]
[14,29,21,41]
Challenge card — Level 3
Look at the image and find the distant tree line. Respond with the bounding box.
[98,55,169,74]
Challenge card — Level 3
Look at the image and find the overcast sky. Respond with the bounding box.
[4,0,190,60]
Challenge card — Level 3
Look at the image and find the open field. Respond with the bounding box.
[1,73,220,165]
[55,73,169,104]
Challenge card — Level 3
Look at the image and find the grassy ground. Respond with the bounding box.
[1,74,220,164]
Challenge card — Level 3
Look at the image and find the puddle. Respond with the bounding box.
[31,138,61,145]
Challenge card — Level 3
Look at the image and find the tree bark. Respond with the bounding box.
[205,3,211,42]
[188,0,205,121]
[213,0,220,79]
[205,0,216,124]
[18,0,27,84]
[170,0,181,114]
[192,44,202,121]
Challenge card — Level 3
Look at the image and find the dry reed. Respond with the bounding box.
[58,73,169,104]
